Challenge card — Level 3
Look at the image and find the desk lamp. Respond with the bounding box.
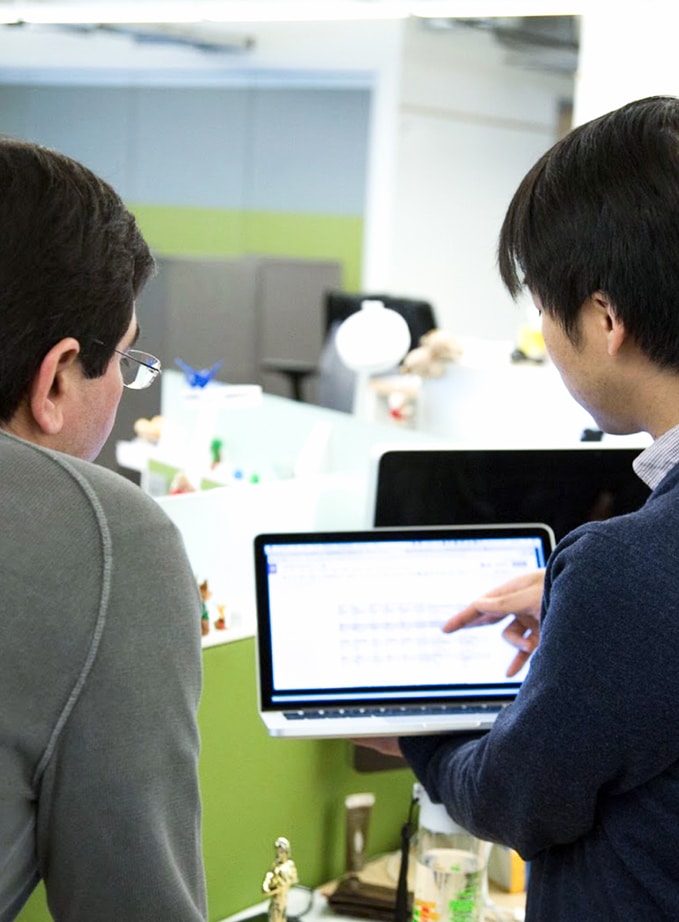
[334,299,411,420]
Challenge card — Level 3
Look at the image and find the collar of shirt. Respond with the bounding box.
[633,422,679,489]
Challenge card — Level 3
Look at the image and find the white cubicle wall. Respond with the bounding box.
[143,364,649,647]
[149,370,438,645]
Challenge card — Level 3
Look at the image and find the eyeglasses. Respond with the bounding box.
[115,349,162,390]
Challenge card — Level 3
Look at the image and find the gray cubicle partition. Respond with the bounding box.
[97,254,342,475]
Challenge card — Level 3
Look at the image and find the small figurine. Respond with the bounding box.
[209,437,223,469]
[262,837,299,922]
[175,357,223,389]
[169,471,196,495]
[214,604,228,631]
[511,324,547,364]
[400,328,463,378]
[134,414,163,444]
[199,579,212,637]
[387,389,415,424]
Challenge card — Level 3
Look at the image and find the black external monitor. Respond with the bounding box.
[372,446,651,542]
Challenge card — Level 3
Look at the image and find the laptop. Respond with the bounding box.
[254,524,554,739]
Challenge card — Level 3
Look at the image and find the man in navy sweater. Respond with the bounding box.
[364,96,679,920]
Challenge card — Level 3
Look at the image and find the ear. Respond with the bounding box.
[590,291,627,357]
[29,338,82,435]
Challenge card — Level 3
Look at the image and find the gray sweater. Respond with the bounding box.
[0,431,206,921]
[401,461,679,920]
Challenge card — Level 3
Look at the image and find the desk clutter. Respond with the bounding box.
[221,793,525,922]
[321,787,526,922]
[322,854,525,922]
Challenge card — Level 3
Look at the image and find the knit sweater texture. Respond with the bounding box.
[0,431,206,921]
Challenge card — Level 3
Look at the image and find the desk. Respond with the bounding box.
[221,852,526,922]
[221,887,525,922]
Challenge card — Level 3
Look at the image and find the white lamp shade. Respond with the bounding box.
[335,300,411,373]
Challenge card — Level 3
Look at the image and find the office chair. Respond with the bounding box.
[324,291,437,349]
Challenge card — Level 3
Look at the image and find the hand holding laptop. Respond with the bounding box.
[443,569,546,678]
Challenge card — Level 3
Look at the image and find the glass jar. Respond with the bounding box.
[412,784,488,922]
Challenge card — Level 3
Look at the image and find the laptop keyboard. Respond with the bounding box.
[282,703,503,721]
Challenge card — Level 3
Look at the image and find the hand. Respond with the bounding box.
[352,737,403,758]
[443,569,546,677]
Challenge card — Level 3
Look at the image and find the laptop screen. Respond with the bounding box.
[255,525,553,713]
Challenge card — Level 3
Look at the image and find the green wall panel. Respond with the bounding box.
[199,638,413,920]
[242,211,363,291]
[131,204,246,255]
[130,205,363,291]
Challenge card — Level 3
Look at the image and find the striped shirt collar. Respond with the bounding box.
[633,422,679,490]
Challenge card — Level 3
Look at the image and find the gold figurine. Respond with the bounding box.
[262,837,299,922]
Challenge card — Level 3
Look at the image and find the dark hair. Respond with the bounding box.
[499,95,679,366]
[0,138,155,422]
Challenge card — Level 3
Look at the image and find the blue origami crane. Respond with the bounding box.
[175,358,223,389]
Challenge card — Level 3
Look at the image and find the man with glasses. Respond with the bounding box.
[0,139,206,921]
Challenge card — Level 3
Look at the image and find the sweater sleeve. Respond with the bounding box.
[34,466,207,921]
[401,525,679,860]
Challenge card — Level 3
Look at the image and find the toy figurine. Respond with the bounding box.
[262,837,299,922]
[175,357,223,389]
[199,579,212,637]
[400,328,463,378]
[209,437,223,469]
[169,471,196,495]
[133,414,163,444]
[214,604,228,631]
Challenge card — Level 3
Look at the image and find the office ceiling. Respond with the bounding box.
[0,2,579,77]
[0,1,583,20]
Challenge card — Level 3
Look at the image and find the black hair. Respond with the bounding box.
[0,138,155,421]
[499,95,679,365]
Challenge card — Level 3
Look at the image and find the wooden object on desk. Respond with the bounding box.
[320,852,410,922]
